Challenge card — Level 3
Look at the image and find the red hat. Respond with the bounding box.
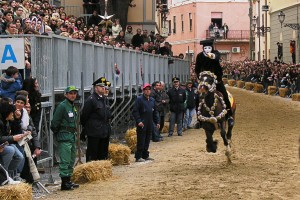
[142,83,151,90]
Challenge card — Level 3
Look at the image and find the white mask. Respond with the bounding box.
[204,46,212,54]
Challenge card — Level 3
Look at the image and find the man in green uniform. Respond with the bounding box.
[50,86,80,191]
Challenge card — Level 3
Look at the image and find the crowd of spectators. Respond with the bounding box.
[0,0,184,79]
[220,59,300,95]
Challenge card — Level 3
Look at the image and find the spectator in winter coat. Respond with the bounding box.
[0,101,24,179]
[183,80,196,130]
[132,83,159,162]
[167,77,186,137]
[0,66,22,102]
[131,28,143,48]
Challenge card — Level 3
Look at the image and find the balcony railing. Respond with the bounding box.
[206,30,250,41]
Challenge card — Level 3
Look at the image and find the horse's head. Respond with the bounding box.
[198,71,218,98]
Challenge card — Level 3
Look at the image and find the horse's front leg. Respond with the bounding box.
[220,121,228,146]
[227,114,235,145]
[220,121,232,162]
[204,123,218,153]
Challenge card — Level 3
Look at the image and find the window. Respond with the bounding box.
[173,16,176,34]
[181,14,184,32]
[168,20,171,34]
[211,12,223,29]
[189,13,192,31]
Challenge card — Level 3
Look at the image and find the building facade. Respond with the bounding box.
[269,0,300,64]
[166,0,250,62]
[252,0,271,61]
[59,0,162,35]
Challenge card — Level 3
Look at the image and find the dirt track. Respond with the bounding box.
[45,87,300,200]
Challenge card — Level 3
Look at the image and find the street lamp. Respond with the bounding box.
[252,15,271,34]
[278,10,300,30]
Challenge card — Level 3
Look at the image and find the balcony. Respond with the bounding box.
[206,30,250,41]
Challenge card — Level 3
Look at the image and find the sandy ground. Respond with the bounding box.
[43,87,300,200]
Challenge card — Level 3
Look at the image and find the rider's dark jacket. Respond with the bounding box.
[195,50,223,83]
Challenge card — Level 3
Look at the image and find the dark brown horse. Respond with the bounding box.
[197,71,236,162]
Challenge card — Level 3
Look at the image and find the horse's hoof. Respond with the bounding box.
[225,151,231,157]
[206,146,217,153]
[228,139,232,146]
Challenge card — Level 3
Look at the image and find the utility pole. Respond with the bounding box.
[258,0,261,61]
[249,0,253,60]
[264,0,268,60]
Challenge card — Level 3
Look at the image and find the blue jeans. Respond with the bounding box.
[0,145,24,177]
[183,108,196,129]
[169,112,183,135]
[12,144,25,173]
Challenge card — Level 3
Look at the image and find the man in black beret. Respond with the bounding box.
[195,39,234,126]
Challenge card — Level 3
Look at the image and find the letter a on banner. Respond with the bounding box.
[0,38,25,70]
[1,45,17,63]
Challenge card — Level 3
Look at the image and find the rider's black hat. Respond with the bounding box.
[200,39,214,47]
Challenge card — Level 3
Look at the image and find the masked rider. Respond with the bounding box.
[195,39,234,126]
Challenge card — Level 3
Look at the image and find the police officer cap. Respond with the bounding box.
[65,85,78,93]
[105,80,111,87]
[172,77,180,82]
[92,77,106,86]
[200,39,214,47]
[186,79,193,85]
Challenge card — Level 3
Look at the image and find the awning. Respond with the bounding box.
[219,50,230,54]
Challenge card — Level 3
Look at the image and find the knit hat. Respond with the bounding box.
[15,95,27,104]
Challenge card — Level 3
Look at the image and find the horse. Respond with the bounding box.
[197,71,236,162]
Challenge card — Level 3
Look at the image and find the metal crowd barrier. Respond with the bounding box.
[0,35,190,172]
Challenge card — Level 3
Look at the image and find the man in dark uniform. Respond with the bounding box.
[132,83,160,162]
[80,77,111,162]
[51,86,80,190]
[167,77,186,137]
[195,39,234,126]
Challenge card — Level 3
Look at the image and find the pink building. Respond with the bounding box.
[167,0,251,62]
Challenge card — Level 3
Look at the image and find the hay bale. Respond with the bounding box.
[72,161,112,184]
[228,79,236,87]
[222,78,228,85]
[237,81,245,88]
[245,82,254,90]
[125,128,137,153]
[268,86,277,95]
[108,143,131,165]
[0,183,32,200]
[253,83,264,93]
[292,93,300,101]
[279,88,289,97]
